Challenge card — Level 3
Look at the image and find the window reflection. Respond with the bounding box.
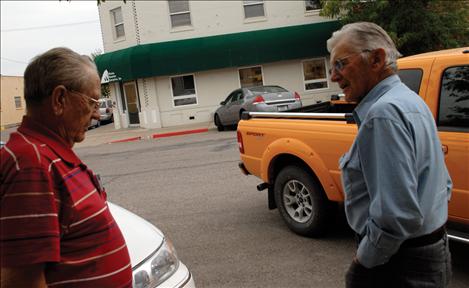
[438,66,469,129]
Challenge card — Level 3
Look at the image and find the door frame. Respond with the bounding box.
[122,81,140,127]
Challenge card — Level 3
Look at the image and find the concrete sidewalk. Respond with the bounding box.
[75,122,218,148]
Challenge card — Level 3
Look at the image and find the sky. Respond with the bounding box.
[1,0,103,76]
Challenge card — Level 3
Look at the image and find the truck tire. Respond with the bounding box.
[274,165,335,237]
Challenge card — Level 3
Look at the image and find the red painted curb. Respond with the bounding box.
[152,128,208,139]
[108,136,142,144]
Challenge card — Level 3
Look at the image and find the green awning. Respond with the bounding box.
[95,21,341,82]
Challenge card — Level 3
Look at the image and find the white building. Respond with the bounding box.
[96,0,342,129]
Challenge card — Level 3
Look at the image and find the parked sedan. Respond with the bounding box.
[214,85,302,131]
[110,203,195,288]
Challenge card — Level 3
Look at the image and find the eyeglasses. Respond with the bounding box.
[66,88,100,111]
[329,49,372,75]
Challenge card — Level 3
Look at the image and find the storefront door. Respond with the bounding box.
[123,82,140,125]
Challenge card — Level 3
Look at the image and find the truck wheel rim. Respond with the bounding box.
[282,180,313,223]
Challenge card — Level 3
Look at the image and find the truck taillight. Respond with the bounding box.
[252,95,265,104]
[294,92,301,100]
[237,131,244,154]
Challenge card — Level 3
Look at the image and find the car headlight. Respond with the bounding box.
[133,237,180,288]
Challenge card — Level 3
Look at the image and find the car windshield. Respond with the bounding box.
[248,86,287,93]
[99,101,107,108]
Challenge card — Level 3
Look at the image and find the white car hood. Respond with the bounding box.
[109,202,164,268]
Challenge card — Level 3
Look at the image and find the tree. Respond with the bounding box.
[320,0,469,56]
[90,49,110,98]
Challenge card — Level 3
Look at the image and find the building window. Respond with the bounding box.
[168,0,191,28]
[111,7,125,39]
[437,65,469,130]
[243,0,265,18]
[305,0,322,12]
[171,74,198,107]
[239,66,263,88]
[302,58,328,91]
[14,96,22,109]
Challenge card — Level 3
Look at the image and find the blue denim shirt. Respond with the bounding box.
[339,74,452,268]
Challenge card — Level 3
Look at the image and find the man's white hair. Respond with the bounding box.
[327,22,402,72]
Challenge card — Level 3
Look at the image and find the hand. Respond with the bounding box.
[353,255,361,265]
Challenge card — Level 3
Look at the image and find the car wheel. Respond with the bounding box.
[96,120,101,128]
[214,114,224,132]
[274,165,336,237]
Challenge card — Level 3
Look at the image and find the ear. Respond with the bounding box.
[371,48,387,70]
[51,85,67,116]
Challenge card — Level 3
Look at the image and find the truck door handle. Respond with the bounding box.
[442,145,448,154]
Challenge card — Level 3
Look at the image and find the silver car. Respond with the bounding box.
[214,85,302,131]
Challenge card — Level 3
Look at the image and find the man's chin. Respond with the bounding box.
[344,94,353,102]
[343,91,360,103]
[74,134,86,145]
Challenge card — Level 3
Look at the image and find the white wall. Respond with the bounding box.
[120,57,341,129]
[100,0,340,128]
[137,77,162,128]
[98,1,138,52]
[99,0,327,53]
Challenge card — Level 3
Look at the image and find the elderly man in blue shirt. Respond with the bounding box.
[328,22,452,288]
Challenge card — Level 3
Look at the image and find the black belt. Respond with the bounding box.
[355,225,446,248]
[401,225,446,248]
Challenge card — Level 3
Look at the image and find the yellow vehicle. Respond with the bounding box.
[237,48,469,243]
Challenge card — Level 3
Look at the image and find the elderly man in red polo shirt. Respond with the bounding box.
[0,47,132,287]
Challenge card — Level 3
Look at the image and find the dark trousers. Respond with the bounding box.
[345,234,451,288]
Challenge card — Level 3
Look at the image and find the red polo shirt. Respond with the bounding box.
[0,116,132,287]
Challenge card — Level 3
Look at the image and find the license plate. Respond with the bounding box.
[278,105,288,112]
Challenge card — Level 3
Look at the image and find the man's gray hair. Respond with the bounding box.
[327,22,402,72]
[24,47,98,107]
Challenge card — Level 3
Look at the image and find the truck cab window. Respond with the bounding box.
[438,65,469,131]
[398,69,423,95]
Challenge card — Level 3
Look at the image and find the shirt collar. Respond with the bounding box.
[17,116,82,166]
[353,74,401,127]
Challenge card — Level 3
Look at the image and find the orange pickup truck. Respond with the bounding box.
[237,48,469,243]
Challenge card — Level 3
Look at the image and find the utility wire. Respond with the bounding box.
[1,20,99,32]
[1,57,28,65]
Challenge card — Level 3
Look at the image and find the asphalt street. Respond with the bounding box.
[72,128,469,288]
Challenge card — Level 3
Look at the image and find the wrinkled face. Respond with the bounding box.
[62,70,101,146]
[329,41,374,103]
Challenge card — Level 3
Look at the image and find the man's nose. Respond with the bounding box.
[329,67,340,82]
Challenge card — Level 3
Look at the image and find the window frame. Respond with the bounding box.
[243,0,265,19]
[304,0,322,14]
[14,96,22,109]
[168,0,192,29]
[301,58,329,92]
[397,68,423,95]
[110,7,125,40]
[436,65,469,132]
[169,73,198,108]
[238,65,264,88]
